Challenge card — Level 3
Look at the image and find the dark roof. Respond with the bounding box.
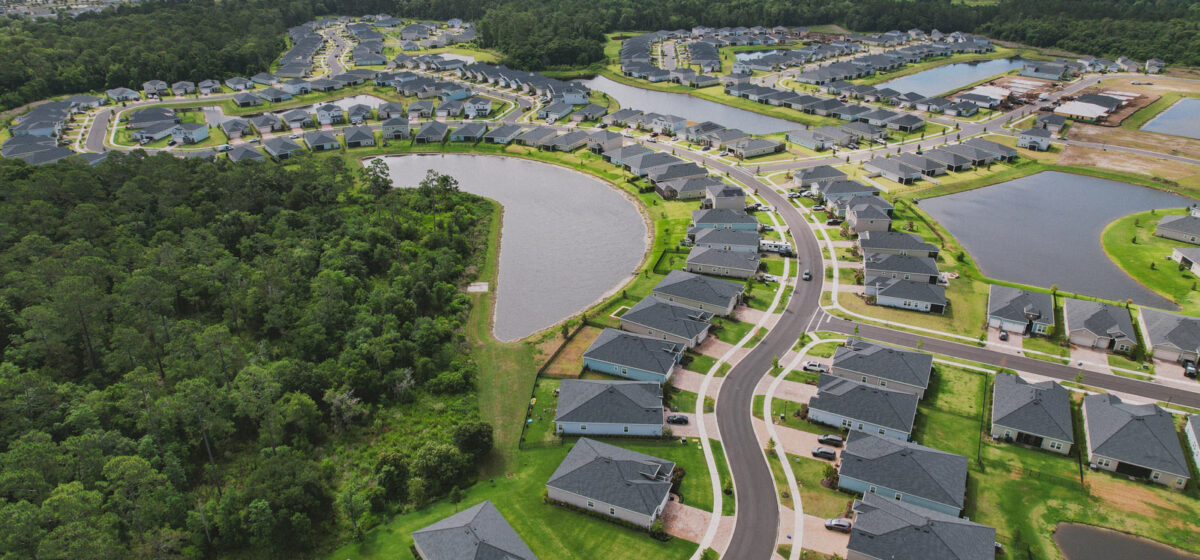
[849,493,996,560]
[547,438,674,516]
[987,285,1053,327]
[416,121,449,139]
[692,208,758,226]
[693,228,760,248]
[652,270,745,309]
[1064,299,1134,341]
[555,380,663,425]
[810,375,919,433]
[833,338,932,389]
[453,122,488,138]
[411,500,537,560]
[872,278,946,306]
[991,373,1074,442]
[687,247,760,271]
[621,296,713,340]
[583,329,682,378]
[227,145,265,162]
[863,252,939,276]
[840,432,968,510]
[858,231,937,254]
[1140,307,1200,354]
[1157,215,1200,237]
[1084,393,1189,478]
[343,125,374,144]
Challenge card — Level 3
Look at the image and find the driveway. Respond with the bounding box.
[802,514,850,557]
[1069,344,1113,372]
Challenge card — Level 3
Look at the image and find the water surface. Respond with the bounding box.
[1141,97,1200,140]
[1055,523,1199,560]
[920,171,1191,307]
[878,58,1025,98]
[374,154,647,341]
[578,75,798,134]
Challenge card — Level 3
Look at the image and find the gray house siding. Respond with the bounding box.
[556,421,662,437]
[838,475,961,517]
[545,486,666,528]
[807,407,910,440]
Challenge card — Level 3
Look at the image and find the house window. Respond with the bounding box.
[857,423,864,430]
[879,380,887,387]
[580,425,586,430]
[621,368,628,375]
[869,486,876,494]
[861,376,868,382]
[1049,441,1062,451]
[895,493,902,500]
[587,501,595,508]
[624,426,629,433]
[878,428,886,435]
[609,507,616,515]
[1152,472,1160,480]
[1004,430,1011,438]
[841,419,852,428]
[1177,478,1186,487]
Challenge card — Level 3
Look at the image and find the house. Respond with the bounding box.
[963,137,1018,162]
[945,101,979,117]
[414,121,449,143]
[142,80,168,97]
[894,153,946,176]
[1187,416,1200,474]
[728,138,783,159]
[1138,307,1200,363]
[570,104,607,122]
[282,109,312,129]
[986,285,1054,336]
[838,432,968,516]
[127,107,178,129]
[224,77,254,91]
[1063,299,1135,353]
[991,373,1074,455]
[651,269,743,317]
[704,184,746,210]
[343,125,375,148]
[885,113,925,132]
[685,247,761,279]
[871,277,947,314]
[555,380,663,436]
[381,117,410,139]
[106,87,141,102]
[378,102,406,120]
[831,338,932,398]
[251,72,279,86]
[1146,59,1166,74]
[923,147,974,172]
[411,500,536,560]
[1155,214,1200,245]
[845,199,893,234]
[692,208,759,231]
[171,81,195,96]
[483,124,523,144]
[1171,247,1200,275]
[1035,113,1068,133]
[248,114,283,133]
[692,228,760,254]
[863,252,939,289]
[257,87,292,103]
[582,329,683,384]
[792,165,847,190]
[347,104,373,124]
[819,180,879,202]
[407,100,435,118]
[226,145,265,163]
[315,104,344,125]
[548,130,590,152]
[864,157,922,184]
[648,114,687,135]
[808,375,919,441]
[233,92,262,108]
[170,123,209,144]
[587,130,624,154]
[538,102,573,123]
[620,296,713,348]
[848,494,996,560]
[303,130,339,151]
[449,122,486,143]
[13,146,76,166]
[515,127,559,148]
[786,129,833,151]
[464,97,493,119]
[659,176,726,201]
[1017,127,1053,151]
[1083,394,1189,489]
[262,137,304,159]
[219,118,251,139]
[546,438,674,528]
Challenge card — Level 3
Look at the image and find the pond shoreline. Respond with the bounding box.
[1054,522,1200,560]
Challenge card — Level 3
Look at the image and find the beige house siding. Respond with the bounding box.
[989,422,1071,454]
[545,486,665,528]
[829,367,925,398]
[650,292,737,317]
[619,319,708,348]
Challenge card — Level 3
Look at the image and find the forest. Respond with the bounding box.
[0,153,495,558]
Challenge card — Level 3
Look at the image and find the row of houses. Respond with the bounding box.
[451,62,591,106]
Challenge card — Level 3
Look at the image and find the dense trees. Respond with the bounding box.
[0,153,495,557]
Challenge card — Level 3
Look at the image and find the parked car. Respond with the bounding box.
[998,330,1009,342]
[762,274,779,283]
[825,218,843,226]
[1185,360,1198,379]
[802,269,812,281]
[817,434,845,447]
[802,361,829,373]
[701,145,711,151]
[824,518,852,533]
[812,204,826,212]
[787,191,802,199]
[812,446,837,460]
[666,414,689,425]
[247,137,260,144]
[167,140,177,146]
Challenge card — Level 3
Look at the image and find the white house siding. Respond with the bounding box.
[987,316,1028,333]
[685,263,757,280]
[849,215,890,233]
[829,368,925,398]
[545,486,663,528]
[650,293,736,317]
[1067,329,1103,349]
[709,197,745,210]
[556,421,662,437]
[989,422,1071,455]
[876,294,938,314]
[1186,421,1200,474]
[619,320,707,348]
[1151,344,1186,363]
[1157,228,1200,245]
[1089,454,1188,489]
[807,408,910,441]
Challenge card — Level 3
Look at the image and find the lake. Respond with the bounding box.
[373,154,648,341]
[920,171,1192,307]
[578,76,799,134]
[1055,523,1199,560]
[1141,97,1200,140]
[878,58,1026,98]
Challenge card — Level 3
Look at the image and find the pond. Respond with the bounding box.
[577,75,799,134]
[372,154,648,341]
[877,58,1026,98]
[920,171,1192,307]
[1141,97,1200,140]
[1055,523,1200,560]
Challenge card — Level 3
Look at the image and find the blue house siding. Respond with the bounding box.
[838,475,962,516]
[557,421,662,437]
[807,408,911,441]
[582,357,675,384]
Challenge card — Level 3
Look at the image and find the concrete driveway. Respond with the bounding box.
[802,514,850,557]
[1069,344,1113,372]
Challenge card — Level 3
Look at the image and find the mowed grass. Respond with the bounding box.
[1102,208,1200,315]
[790,454,854,518]
[710,439,736,516]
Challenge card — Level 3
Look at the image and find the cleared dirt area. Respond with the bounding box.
[1058,145,1200,189]
[541,325,604,377]
[1067,124,1200,163]
[1096,76,1200,97]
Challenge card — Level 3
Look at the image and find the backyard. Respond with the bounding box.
[1102,208,1200,314]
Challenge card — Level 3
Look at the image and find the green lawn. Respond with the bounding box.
[1102,209,1200,315]
[712,317,754,344]
[1022,335,1069,359]
[806,341,843,359]
[746,280,787,311]
[913,364,986,459]
[710,439,736,516]
[670,389,714,415]
[1108,353,1155,375]
[766,452,793,510]
[784,369,821,385]
[753,396,838,435]
[790,454,854,518]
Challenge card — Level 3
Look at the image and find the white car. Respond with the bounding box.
[802,361,829,373]
[762,274,779,283]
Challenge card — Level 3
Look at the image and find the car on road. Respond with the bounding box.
[247,137,260,144]
[802,361,829,373]
[1185,360,1198,378]
[802,269,812,281]
[666,414,689,425]
[719,151,729,156]
[824,518,852,533]
[817,434,845,447]
[812,447,837,460]
[290,133,301,139]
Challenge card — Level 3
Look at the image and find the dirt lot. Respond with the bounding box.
[541,325,604,377]
[1067,123,1200,163]
[993,75,1059,101]
[1058,146,1200,191]
[1078,89,1157,126]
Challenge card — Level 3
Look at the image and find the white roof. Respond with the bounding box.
[1055,101,1109,118]
[966,85,1010,100]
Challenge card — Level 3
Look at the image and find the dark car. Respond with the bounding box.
[825,218,843,226]
[812,446,837,460]
[666,414,690,425]
[824,518,852,533]
[1185,360,1198,379]
[998,330,1009,342]
[818,434,845,447]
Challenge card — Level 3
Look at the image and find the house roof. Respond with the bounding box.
[693,208,758,226]
[794,165,847,184]
[652,269,744,309]
[821,180,877,198]
[833,338,932,389]
[416,121,449,139]
[840,432,968,510]
[1021,127,1052,138]
[555,379,664,425]
[650,162,707,182]
[849,493,996,560]
[1064,299,1134,342]
[992,373,1073,442]
[687,247,761,272]
[547,438,675,517]
[694,228,759,248]
[1157,214,1200,237]
[810,374,919,433]
[864,252,939,276]
[865,157,922,178]
[621,295,714,341]
[344,125,374,143]
[873,277,947,306]
[1084,393,1189,478]
[304,130,338,145]
[583,329,682,378]
[263,137,302,154]
[1140,307,1200,355]
[227,145,265,162]
[453,122,488,138]
[411,500,537,560]
[987,285,1053,327]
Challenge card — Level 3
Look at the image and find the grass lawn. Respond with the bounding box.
[924,364,986,417]
[712,317,754,344]
[684,351,731,377]
[766,452,793,510]
[913,364,986,459]
[1101,208,1200,314]
[1108,353,1155,375]
[752,396,837,436]
[784,369,821,385]
[1022,335,1069,360]
[670,389,714,415]
[543,325,605,377]
[746,280,782,311]
[790,454,854,518]
[806,341,843,359]
[710,439,736,516]
[522,377,563,445]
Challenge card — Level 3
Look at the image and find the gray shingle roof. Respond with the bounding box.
[555,380,663,425]
[863,252,939,276]
[652,270,745,309]
[412,500,537,560]
[227,145,265,162]
[1084,393,1189,478]
[686,247,761,272]
[840,432,968,510]
[547,438,674,516]
[1140,307,1200,354]
[693,228,760,249]
[849,493,996,560]
[621,296,713,340]
[872,277,947,306]
[692,208,758,226]
[987,285,1053,327]
[583,329,682,378]
[963,137,1018,158]
[1064,299,1134,342]
[810,375,919,433]
[1157,215,1200,237]
[832,338,932,390]
[992,373,1073,442]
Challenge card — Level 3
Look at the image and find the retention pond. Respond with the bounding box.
[878,58,1026,98]
[1055,523,1200,560]
[1140,97,1200,140]
[578,75,798,134]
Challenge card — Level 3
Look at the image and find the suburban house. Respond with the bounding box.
[582,328,684,384]
[415,121,449,144]
[546,438,674,528]
[171,81,195,96]
[1138,307,1200,363]
[704,184,746,210]
[1155,214,1200,245]
[303,130,339,151]
[1063,299,1136,353]
[692,208,759,231]
[658,176,726,201]
[808,374,919,441]
[603,144,653,167]
[381,117,410,139]
[233,93,262,107]
[1017,127,1053,151]
[838,432,968,516]
[844,197,893,233]
[347,104,373,124]
[226,145,265,163]
[728,138,784,159]
[1172,247,1200,275]
[651,270,744,316]
[692,228,760,253]
[649,162,708,185]
[142,80,168,98]
[869,277,947,314]
[863,252,940,288]
[224,77,253,91]
[411,500,536,560]
[848,494,996,560]
[106,87,141,102]
[991,373,1074,455]
[555,380,664,436]
[451,122,488,143]
[628,152,684,176]
[343,125,375,148]
[819,180,880,202]
[538,102,573,123]
[792,165,847,190]
[257,87,292,103]
[570,103,607,122]
[620,296,713,348]
[464,97,493,119]
[315,104,344,125]
[864,157,923,184]
[685,247,761,279]
[249,114,283,133]
[986,285,1054,336]
[171,123,209,145]
[587,130,624,154]
[830,338,932,398]
[1083,393,1190,489]
[262,137,304,159]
